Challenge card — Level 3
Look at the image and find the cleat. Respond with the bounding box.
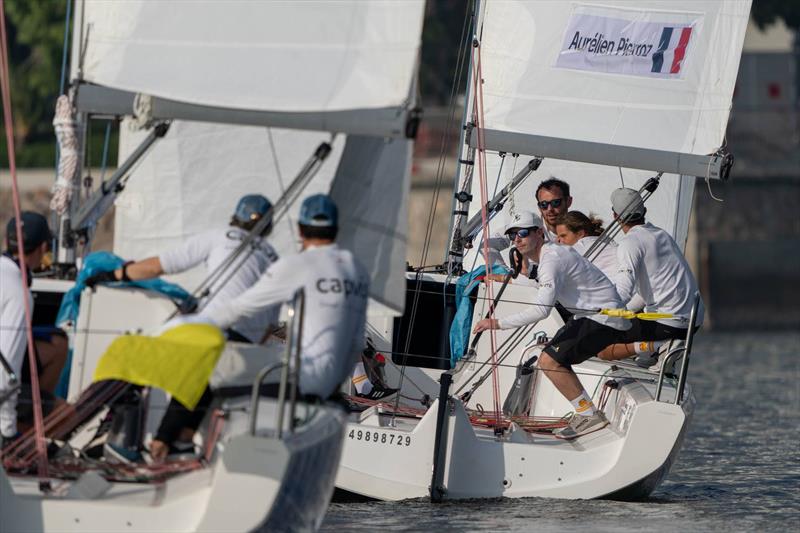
[555,411,609,439]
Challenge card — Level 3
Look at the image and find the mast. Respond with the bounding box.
[447,0,485,275]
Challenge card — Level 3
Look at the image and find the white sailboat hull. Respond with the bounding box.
[337,369,693,501]
[2,402,345,533]
[2,285,345,532]
[336,275,696,501]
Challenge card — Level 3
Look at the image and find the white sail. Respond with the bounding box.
[114,123,412,315]
[78,0,425,315]
[460,0,750,261]
[78,0,423,113]
[480,0,749,154]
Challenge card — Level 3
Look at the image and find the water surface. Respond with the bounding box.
[321,332,800,532]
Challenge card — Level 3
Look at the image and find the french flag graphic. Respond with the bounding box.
[651,26,693,74]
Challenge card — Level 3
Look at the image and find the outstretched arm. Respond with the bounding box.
[203,264,294,330]
[114,257,164,281]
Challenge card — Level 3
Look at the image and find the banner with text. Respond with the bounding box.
[555,7,702,79]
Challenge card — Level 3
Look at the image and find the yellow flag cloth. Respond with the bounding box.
[93,324,225,410]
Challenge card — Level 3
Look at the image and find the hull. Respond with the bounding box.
[337,366,693,501]
[335,275,696,501]
[2,285,346,532]
[1,401,346,533]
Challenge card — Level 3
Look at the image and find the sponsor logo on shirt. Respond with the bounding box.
[316,278,368,298]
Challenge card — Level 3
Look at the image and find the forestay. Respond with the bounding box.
[460,0,749,261]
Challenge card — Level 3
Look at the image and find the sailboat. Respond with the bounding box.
[335,0,750,501]
[1,1,424,531]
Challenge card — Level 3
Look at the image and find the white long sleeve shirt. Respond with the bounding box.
[614,223,705,328]
[0,255,31,437]
[159,226,279,342]
[203,243,369,399]
[497,243,629,331]
[573,236,618,280]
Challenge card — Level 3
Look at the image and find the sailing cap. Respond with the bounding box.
[6,211,51,253]
[234,194,272,224]
[299,194,338,228]
[504,211,543,234]
[611,188,646,219]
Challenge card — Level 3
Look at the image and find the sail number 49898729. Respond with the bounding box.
[347,428,411,447]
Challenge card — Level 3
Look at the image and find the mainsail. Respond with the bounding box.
[72,0,424,315]
[457,0,750,264]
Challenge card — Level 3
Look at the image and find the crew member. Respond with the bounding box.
[472,215,630,439]
[535,178,572,242]
[152,194,369,460]
[598,188,704,361]
[555,211,617,280]
[1,212,66,443]
[484,211,541,285]
[85,194,280,343]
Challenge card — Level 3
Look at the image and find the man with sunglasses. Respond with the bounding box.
[473,216,631,439]
[536,178,573,242]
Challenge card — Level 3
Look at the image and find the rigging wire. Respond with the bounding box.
[470,33,503,420]
[265,127,299,243]
[391,0,474,422]
[0,0,50,484]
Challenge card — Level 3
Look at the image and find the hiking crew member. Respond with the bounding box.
[484,211,542,285]
[555,210,619,280]
[598,188,705,361]
[535,177,572,243]
[85,194,280,342]
[1,212,66,443]
[199,194,369,398]
[472,220,630,439]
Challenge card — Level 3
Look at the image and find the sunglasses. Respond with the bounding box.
[506,227,537,241]
[537,198,564,210]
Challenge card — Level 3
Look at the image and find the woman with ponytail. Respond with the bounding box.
[554,211,618,280]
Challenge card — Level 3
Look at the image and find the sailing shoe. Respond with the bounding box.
[358,386,399,401]
[555,411,609,440]
[103,442,144,464]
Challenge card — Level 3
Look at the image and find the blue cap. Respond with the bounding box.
[233,194,272,225]
[6,212,51,253]
[298,194,338,228]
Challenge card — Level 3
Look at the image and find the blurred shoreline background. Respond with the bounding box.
[2,1,798,331]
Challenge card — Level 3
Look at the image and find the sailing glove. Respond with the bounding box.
[84,269,118,288]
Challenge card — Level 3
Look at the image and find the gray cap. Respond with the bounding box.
[504,211,543,234]
[611,188,645,219]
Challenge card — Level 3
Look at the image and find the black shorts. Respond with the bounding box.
[618,319,695,344]
[543,317,626,367]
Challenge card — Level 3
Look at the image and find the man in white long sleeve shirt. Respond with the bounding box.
[473,224,630,439]
[598,188,704,361]
[85,194,280,342]
[203,194,369,399]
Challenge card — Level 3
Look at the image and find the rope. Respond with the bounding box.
[470,36,502,420]
[0,0,49,482]
[391,0,474,421]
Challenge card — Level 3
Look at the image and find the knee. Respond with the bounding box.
[538,352,563,372]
